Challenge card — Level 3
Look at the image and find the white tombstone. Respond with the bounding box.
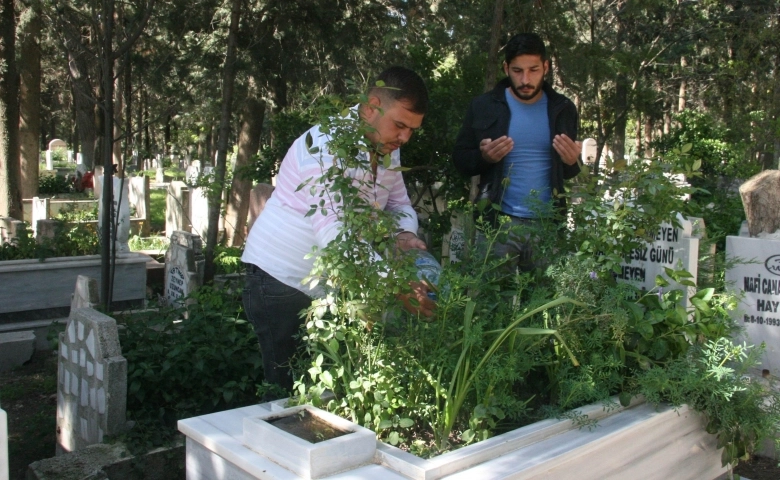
[155,166,165,184]
[45,150,54,170]
[97,176,131,253]
[76,152,83,165]
[185,161,201,186]
[67,150,74,163]
[582,138,598,165]
[617,215,699,308]
[166,181,190,234]
[31,197,50,237]
[128,176,151,236]
[56,307,127,454]
[165,231,205,307]
[725,236,780,375]
[189,187,210,239]
[93,166,104,199]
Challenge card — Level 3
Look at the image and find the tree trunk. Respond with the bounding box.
[612,1,627,162]
[19,2,41,200]
[225,89,264,247]
[483,0,505,93]
[124,52,132,169]
[204,0,242,282]
[677,56,687,112]
[0,0,21,218]
[62,19,97,170]
[113,61,123,170]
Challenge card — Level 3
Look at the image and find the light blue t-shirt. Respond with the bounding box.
[501,89,552,218]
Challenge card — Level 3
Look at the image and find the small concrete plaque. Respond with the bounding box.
[164,231,204,307]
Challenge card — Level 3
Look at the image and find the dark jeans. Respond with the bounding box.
[478,215,542,272]
[242,263,312,394]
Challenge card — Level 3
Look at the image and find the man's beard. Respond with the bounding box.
[511,81,543,101]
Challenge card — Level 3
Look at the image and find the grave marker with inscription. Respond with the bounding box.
[165,231,205,307]
[617,217,699,307]
[56,307,127,454]
[725,236,780,375]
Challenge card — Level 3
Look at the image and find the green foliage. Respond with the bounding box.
[38,173,74,195]
[637,338,780,467]
[117,286,263,450]
[128,235,169,252]
[244,110,312,184]
[214,245,243,274]
[0,221,99,261]
[652,110,757,180]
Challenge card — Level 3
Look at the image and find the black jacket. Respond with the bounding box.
[452,78,580,217]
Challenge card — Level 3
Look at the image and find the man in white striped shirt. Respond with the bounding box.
[241,66,434,394]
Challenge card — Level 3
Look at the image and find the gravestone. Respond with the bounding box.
[128,176,151,236]
[165,231,204,307]
[56,307,127,454]
[166,181,190,234]
[67,150,74,163]
[155,166,164,184]
[739,170,780,237]
[617,216,699,308]
[71,275,99,311]
[36,219,60,242]
[92,166,104,199]
[46,139,67,170]
[582,138,598,165]
[725,236,780,375]
[189,187,210,239]
[31,197,50,237]
[185,160,201,186]
[0,217,25,243]
[97,176,131,253]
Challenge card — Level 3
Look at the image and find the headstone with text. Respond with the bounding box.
[617,217,699,307]
[725,236,780,375]
[165,231,205,307]
[56,307,127,454]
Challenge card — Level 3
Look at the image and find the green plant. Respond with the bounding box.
[117,286,263,450]
[128,235,169,252]
[0,221,99,261]
[637,338,780,467]
[38,173,74,194]
[214,245,243,274]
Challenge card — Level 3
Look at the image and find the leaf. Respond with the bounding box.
[460,429,475,443]
[681,143,693,154]
[387,166,411,172]
[618,392,632,407]
[383,154,392,169]
[398,418,414,428]
[692,288,715,302]
[315,354,323,367]
[388,431,400,445]
[223,390,234,403]
[378,419,393,430]
[692,159,702,171]
[305,132,313,150]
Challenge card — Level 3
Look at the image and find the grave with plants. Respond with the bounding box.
[280,91,780,470]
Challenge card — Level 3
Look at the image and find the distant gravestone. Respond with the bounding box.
[71,275,99,311]
[0,217,25,244]
[617,216,699,307]
[56,307,127,454]
[165,231,204,307]
[582,138,598,165]
[189,187,210,239]
[185,161,201,186]
[31,197,50,237]
[46,139,67,170]
[67,150,74,163]
[128,176,151,236]
[739,170,780,237]
[725,236,780,375]
[97,177,131,253]
[166,181,190,234]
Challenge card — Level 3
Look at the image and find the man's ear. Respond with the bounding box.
[362,94,382,121]
[502,61,509,76]
[543,60,550,76]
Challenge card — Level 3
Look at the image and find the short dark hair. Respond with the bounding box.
[369,66,429,115]
[504,33,547,63]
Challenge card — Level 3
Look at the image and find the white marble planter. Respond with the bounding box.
[179,397,729,480]
[0,252,149,318]
[243,405,375,479]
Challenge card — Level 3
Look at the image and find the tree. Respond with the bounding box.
[0,0,20,218]
[18,0,42,199]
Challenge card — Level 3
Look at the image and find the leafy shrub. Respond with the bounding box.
[38,173,74,195]
[117,287,262,448]
[214,245,243,275]
[0,221,99,261]
[652,110,757,179]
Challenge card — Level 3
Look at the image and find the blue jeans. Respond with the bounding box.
[242,263,312,394]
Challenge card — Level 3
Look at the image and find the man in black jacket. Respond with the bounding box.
[453,33,581,269]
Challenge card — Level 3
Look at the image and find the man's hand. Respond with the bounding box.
[398,281,436,318]
[395,231,426,252]
[480,136,514,163]
[552,134,582,166]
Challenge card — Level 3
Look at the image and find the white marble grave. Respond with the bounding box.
[179,396,727,480]
[725,235,780,375]
[166,181,190,234]
[1,405,7,480]
[128,176,151,236]
[617,216,699,307]
[56,307,127,454]
[165,231,205,307]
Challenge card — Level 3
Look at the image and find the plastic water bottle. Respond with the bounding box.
[411,249,442,300]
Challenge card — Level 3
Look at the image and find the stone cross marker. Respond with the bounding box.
[165,231,205,307]
[56,307,127,454]
[617,216,699,308]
